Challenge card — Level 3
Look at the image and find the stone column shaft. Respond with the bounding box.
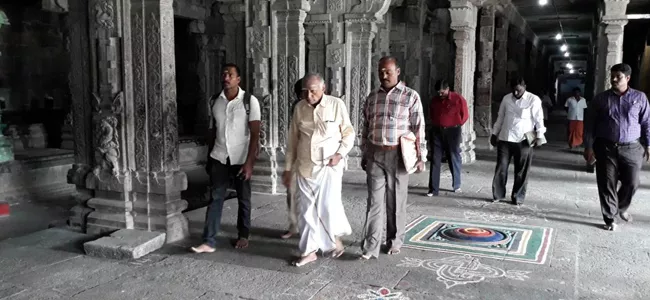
[475,5,495,138]
[449,0,478,163]
[596,0,629,93]
[492,14,508,107]
[67,0,189,242]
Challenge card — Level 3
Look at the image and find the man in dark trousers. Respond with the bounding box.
[191,63,261,252]
[584,63,650,231]
[490,77,546,205]
[280,78,304,239]
[427,79,468,196]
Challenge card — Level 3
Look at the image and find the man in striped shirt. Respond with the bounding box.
[359,56,427,260]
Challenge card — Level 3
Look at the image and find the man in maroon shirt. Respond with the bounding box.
[427,79,468,196]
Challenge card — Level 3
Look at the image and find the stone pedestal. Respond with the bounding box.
[474,5,495,138]
[449,0,478,163]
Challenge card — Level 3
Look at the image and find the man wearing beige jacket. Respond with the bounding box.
[282,73,355,267]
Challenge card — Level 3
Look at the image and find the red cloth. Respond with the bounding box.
[429,91,469,127]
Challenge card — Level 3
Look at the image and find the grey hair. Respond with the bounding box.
[302,72,326,89]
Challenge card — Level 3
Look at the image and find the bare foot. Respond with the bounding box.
[190,244,216,253]
[235,238,249,249]
[280,231,295,239]
[292,252,317,267]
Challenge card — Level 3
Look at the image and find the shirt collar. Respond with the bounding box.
[379,81,405,94]
[218,87,244,100]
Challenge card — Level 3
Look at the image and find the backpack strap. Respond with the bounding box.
[243,92,251,116]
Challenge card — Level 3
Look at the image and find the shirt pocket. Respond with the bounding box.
[623,100,641,123]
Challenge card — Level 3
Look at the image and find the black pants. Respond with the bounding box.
[594,139,643,225]
[202,157,252,247]
[492,141,534,203]
[428,126,462,194]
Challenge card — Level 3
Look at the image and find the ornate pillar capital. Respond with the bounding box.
[349,0,392,22]
[449,0,479,31]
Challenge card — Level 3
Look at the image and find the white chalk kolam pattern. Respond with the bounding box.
[398,255,531,289]
[356,287,410,300]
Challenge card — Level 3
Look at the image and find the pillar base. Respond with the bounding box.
[461,131,476,164]
[0,134,13,163]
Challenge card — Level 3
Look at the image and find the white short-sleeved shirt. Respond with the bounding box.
[565,96,587,121]
[209,87,261,165]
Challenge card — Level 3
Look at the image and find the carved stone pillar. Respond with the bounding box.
[220,3,247,89]
[372,10,391,90]
[449,0,478,163]
[474,5,494,138]
[596,0,629,93]
[272,1,309,193]
[273,4,308,152]
[190,21,210,136]
[304,19,328,77]
[599,4,629,93]
[428,8,452,97]
[67,0,188,243]
[67,0,97,231]
[402,0,425,93]
[492,13,508,106]
[247,0,276,193]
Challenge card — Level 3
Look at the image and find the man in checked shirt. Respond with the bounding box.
[359,56,427,260]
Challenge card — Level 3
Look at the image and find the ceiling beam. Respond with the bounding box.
[524,13,593,23]
[537,31,591,40]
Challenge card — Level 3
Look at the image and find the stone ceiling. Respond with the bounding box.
[511,0,650,71]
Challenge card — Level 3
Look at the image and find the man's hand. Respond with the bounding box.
[583,148,595,163]
[361,158,368,171]
[238,162,254,181]
[534,138,543,148]
[328,153,343,166]
[644,147,650,162]
[415,160,425,173]
[282,171,292,188]
[490,135,498,147]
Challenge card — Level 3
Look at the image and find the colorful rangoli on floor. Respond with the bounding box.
[403,215,553,264]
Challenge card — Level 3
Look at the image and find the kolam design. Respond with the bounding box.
[404,216,553,265]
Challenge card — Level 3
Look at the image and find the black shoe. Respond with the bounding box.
[511,200,522,206]
[620,212,632,222]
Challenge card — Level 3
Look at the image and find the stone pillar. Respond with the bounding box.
[474,5,495,138]
[449,0,478,163]
[428,8,452,97]
[220,3,247,89]
[67,0,95,231]
[247,0,276,193]
[190,21,211,136]
[492,13,508,109]
[67,0,189,243]
[597,0,629,93]
[372,10,391,90]
[304,20,328,77]
[402,0,425,93]
[273,4,308,152]
[271,0,309,193]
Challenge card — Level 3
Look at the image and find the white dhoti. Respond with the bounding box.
[295,165,352,256]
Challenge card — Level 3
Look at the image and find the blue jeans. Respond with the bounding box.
[428,126,462,194]
[202,157,252,247]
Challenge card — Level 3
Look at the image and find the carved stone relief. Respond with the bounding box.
[92,92,123,177]
[94,0,115,29]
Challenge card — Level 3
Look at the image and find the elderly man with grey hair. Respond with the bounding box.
[283,73,355,267]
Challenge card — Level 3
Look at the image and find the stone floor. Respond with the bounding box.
[1,114,650,299]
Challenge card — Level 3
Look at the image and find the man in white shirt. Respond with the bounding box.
[565,87,588,149]
[490,77,546,205]
[192,63,261,252]
[283,73,355,267]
